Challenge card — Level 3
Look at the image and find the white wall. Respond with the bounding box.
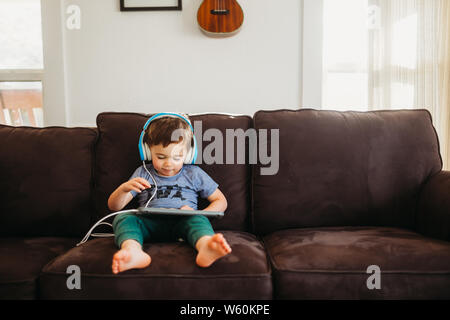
[302,0,323,108]
[41,0,68,127]
[42,0,303,127]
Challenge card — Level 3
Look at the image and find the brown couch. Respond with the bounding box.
[1,109,449,300]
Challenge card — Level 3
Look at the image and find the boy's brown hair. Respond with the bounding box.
[144,116,193,149]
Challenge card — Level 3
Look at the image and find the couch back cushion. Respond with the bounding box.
[94,112,251,232]
[0,125,98,237]
[252,109,442,235]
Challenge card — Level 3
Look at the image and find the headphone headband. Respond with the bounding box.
[138,112,198,164]
[142,112,194,132]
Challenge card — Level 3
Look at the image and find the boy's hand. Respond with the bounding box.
[180,205,194,211]
[120,178,151,194]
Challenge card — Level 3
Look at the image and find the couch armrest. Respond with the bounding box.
[417,170,450,242]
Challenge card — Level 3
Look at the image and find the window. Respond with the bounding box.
[0,0,44,126]
[322,0,441,113]
[321,0,450,169]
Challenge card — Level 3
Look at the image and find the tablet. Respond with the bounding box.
[136,207,224,219]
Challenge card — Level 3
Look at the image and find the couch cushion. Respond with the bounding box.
[40,231,272,299]
[94,112,252,232]
[252,109,442,235]
[0,237,78,299]
[264,227,450,299]
[0,125,98,237]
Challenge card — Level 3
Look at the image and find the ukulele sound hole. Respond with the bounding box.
[210,9,229,15]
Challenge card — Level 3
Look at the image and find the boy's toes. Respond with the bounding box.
[212,233,231,253]
[223,243,232,253]
[196,234,232,268]
[112,249,129,274]
[111,247,151,274]
[112,261,119,274]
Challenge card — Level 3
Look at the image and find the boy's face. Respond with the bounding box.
[150,142,187,176]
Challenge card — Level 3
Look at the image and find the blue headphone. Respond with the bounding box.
[138,112,198,164]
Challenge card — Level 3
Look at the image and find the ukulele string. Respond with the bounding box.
[213,0,228,15]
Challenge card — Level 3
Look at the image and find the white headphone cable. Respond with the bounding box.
[76,161,158,246]
[143,160,158,208]
[76,209,138,246]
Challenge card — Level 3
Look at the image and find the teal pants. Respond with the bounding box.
[112,213,215,249]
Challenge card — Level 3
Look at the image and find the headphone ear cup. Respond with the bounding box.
[185,136,197,164]
[144,143,152,161]
[184,146,193,164]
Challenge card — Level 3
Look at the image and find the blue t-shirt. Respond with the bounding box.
[129,164,218,210]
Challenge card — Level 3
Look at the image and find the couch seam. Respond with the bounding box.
[89,128,100,229]
[261,237,280,272]
[0,124,99,131]
[273,269,450,275]
[0,278,36,285]
[40,272,272,279]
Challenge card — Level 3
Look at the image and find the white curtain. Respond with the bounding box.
[438,0,450,170]
[368,0,450,169]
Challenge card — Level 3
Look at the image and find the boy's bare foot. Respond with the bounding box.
[112,240,151,274]
[196,233,232,268]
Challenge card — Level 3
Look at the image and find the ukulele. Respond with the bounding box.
[197,0,244,36]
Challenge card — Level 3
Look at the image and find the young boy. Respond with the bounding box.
[108,115,231,274]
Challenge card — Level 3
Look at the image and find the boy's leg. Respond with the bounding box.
[113,213,177,247]
[112,212,150,248]
[173,215,232,267]
[111,213,152,274]
[173,215,215,248]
